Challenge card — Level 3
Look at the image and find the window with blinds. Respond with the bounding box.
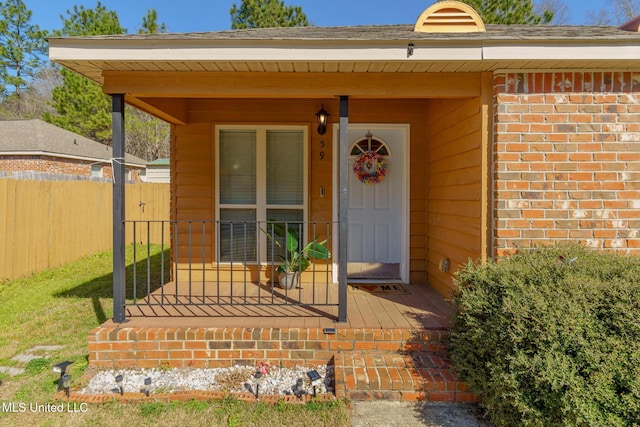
[217,126,307,263]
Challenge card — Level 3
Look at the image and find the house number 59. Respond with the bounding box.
[319,140,325,160]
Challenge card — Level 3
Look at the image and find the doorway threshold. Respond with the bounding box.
[347,262,400,281]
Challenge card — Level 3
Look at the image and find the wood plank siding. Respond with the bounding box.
[426,97,484,296]
[171,99,428,281]
[170,94,487,293]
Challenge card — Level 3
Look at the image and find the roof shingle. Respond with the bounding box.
[0,119,146,166]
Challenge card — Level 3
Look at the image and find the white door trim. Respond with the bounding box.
[331,123,410,284]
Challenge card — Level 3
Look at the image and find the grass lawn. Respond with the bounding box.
[0,245,350,426]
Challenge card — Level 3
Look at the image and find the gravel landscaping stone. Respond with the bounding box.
[80,364,333,397]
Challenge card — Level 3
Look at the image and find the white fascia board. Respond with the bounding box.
[49,40,483,62]
[483,44,640,61]
[49,38,640,67]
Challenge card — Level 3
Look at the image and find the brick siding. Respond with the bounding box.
[493,72,640,256]
[0,155,143,181]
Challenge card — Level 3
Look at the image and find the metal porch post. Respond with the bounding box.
[112,94,127,323]
[338,96,349,323]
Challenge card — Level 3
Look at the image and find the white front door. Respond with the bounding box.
[333,124,409,283]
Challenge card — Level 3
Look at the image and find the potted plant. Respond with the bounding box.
[262,223,330,289]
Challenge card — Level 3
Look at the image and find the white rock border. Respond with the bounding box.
[80,365,334,397]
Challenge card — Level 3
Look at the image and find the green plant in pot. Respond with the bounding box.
[262,223,330,289]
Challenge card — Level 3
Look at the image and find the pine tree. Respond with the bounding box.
[0,0,47,97]
[139,8,167,34]
[44,3,125,144]
[458,0,553,25]
[230,0,308,29]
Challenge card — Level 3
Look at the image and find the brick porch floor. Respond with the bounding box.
[89,282,476,402]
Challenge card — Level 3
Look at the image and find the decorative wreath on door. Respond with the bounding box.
[353,151,387,184]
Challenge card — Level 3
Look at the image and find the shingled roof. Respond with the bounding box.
[48,23,640,42]
[0,119,146,166]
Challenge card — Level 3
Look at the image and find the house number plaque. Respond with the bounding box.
[319,139,325,160]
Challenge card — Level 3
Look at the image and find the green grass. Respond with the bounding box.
[0,246,350,426]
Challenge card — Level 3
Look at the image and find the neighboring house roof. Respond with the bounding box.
[144,158,169,183]
[146,158,170,167]
[0,119,146,167]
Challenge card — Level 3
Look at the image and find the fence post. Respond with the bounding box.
[112,94,127,323]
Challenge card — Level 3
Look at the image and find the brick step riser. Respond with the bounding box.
[88,326,450,370]
[334,352,477,403]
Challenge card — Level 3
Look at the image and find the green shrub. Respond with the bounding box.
[448,244,640,426]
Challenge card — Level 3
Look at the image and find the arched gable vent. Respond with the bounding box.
[414,1,486,33]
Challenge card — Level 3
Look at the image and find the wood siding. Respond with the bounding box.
[172,123,214,265]
[426,97,484,296]
[171,99,430,283]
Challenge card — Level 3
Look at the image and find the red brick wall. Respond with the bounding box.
[493,72,640,256]
[0,155,143,181]
[88,326,447,369]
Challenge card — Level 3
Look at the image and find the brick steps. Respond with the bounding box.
[88,325,477,403]
[333,350,477,403]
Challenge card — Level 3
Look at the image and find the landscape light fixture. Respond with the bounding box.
[253,371,262,398]
[143,377,152,397]
[115,374,124,395]
[62,374,71,397]
[52,361,73,391]
[307,369,322,397]
[315,105,329,135]
[293,378,305,398]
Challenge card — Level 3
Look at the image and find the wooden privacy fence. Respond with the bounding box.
[0,179,169,280]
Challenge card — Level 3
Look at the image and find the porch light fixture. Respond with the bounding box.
[143,377,152,397]
[52,360,73,391]
[62,374,71,398]
[315,105,329,135]
[115,374,124,395]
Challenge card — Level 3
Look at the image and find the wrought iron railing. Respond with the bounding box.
[123,220,337,315]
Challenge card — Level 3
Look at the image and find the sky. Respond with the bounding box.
[26,0,616,34]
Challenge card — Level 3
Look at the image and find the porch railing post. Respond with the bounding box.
[338,95,349,323]
[112,94,127,323]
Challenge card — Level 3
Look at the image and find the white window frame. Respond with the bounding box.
[90,164,103,178]
[215,125,309,264]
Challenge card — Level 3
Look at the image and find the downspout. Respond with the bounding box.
[112,94,127,323]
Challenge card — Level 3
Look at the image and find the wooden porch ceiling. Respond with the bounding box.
[107,71,483,125]
[58,57,640,87]
[104,71,482,98]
